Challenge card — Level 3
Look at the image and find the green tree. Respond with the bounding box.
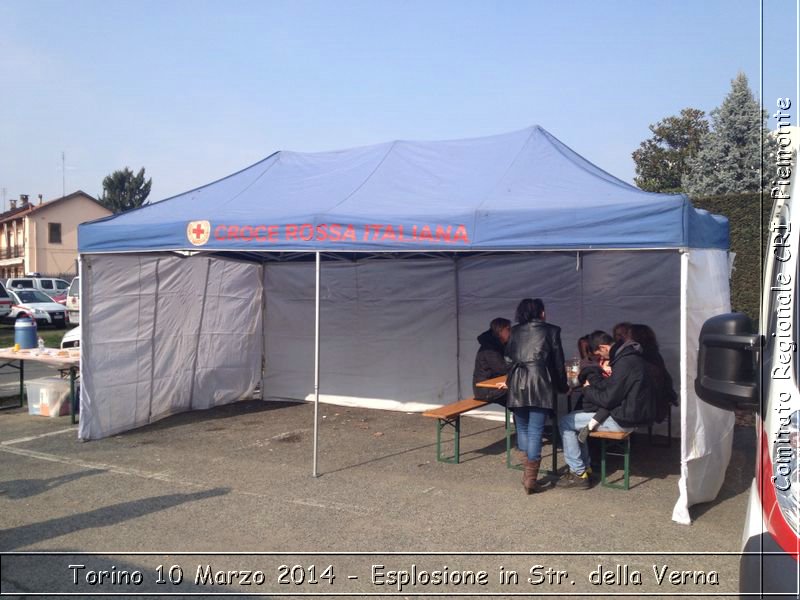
[99,167,152,213]
[632,108,709,192]
[683,72,774,196]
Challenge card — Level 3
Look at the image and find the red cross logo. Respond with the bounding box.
[186,220,211,246]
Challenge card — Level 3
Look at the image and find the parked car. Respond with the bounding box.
[694,129,798,597]
[66,277,79,324]
[6,289,68,328]
[61,325,80,349]
[0,282,12,318]
[6,277,71,300]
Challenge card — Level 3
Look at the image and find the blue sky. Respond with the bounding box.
[0,0,796,206]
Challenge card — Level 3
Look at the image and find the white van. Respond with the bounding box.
[6,277,70,298]
[66,276,79,325]
[695,127,798,595]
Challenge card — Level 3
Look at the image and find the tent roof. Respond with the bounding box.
[79,126,728,253]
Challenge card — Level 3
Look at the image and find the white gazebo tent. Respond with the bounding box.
[78,126,733,523]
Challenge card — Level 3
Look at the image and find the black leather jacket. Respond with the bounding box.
[504,320,568,410]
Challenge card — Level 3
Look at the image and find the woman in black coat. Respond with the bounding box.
[505,298,568,493]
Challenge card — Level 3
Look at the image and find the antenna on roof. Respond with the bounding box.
[58,152,77,198]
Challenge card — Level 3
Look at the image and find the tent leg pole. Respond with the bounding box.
[453,257,461,399]
[679,250,688,428]
[677,250,689,509]
[313,252,321,478]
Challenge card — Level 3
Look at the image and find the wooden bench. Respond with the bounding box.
[423,398,488,463]
[424,399,559,475]
[589,430,633,490]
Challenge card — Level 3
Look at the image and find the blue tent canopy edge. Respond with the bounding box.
[79,126,728,253]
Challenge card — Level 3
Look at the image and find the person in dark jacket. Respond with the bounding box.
[505,298,568,494]
[570,331,612,413]
[558,329,656,489]
[472,317,511,405]
[629,323,678,423]
[573,331,615,442]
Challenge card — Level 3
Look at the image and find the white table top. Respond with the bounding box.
[0,347,80,368]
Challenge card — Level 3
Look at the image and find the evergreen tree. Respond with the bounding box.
[99,167,152,213]
[632,108,708,192]
[683,72,773,196]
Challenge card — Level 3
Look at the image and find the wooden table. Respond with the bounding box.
[475,375,507,389]
[0,348,80,424]
[480,373,577,411]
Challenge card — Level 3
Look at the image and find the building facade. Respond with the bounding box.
[0,191,112,279]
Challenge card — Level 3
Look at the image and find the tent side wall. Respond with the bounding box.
[672,248,734,524]
[78,253,263,440]
[262,251,682,429]
[262,258,460,410]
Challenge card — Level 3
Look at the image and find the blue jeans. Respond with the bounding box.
[559,411,634,475]
[511,407,549,461]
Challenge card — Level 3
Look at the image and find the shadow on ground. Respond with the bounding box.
[0,469,102,500]
[116,399,299,436]
[0,487,230,551]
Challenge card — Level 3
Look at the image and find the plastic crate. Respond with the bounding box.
[26,377,71,417]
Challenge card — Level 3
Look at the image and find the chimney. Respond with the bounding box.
[20,194,29,207]
[37,194,43,205]
[9,199,16,210]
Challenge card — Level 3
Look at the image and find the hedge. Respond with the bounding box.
[691,193,770,325]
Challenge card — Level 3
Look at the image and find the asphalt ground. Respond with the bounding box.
[0,396,756,599]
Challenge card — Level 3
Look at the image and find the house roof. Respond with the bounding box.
[0,204,34,224]
[0,191,109,225]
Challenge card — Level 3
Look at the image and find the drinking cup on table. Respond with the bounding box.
[566,357,581,388]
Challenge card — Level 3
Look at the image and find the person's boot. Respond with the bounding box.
[523,459,543,494]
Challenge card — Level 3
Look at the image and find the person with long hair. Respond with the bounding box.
[577,335,592,360]
[629,323,678,423]
[504,298,567,494]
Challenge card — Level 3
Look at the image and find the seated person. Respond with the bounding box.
[613,321,633,343]
[472,317,511,405]
[629,323,678,423]
[610,321,633,360]
[575,323,632,437]
[571,331,611,412]
[558,329,655,489]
